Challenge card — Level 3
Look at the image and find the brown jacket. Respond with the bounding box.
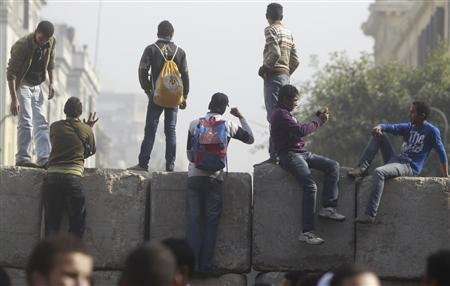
[6,33,56,90]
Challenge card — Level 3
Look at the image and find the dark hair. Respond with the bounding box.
[36,21,54,38]
[266,3,283,21]
[0,267,11,286]
[330,265,375,286]
[26,234,89,286]
[157,21,174,38]
[119,242,176,286]
[278,84,299,102]
[426,250,450,286]
[412,101,430,120]
[162,238,195,279]
[208,92,229,114]
[64,97,83,118]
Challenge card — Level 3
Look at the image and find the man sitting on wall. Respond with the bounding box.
[271,84,345,245]
[348,101,448,224]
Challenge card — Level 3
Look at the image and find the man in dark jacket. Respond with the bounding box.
[6,21,56,168]
[271,85,345,245]
[130,20,189,172]
[43,97,98,238]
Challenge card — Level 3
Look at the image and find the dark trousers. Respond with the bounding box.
[138,98,178,169]
[186,176,223,272]
[43,173,86,238]
[279,151,340,232]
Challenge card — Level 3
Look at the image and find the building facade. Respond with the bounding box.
[362,0,450,66]
[0,1,99,166]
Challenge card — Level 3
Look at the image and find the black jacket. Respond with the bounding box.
[138,39,189,97]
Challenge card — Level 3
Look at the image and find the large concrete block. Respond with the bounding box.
[253,164,356,272]
[191,274,247,286]
[92,271,121,286]
[356,177,449,279]
[149,172,252,273]
[59,169,151,269]
[0,167,44,268]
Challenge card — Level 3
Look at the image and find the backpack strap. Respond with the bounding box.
[153,43,178,62]
[153,43,168,61]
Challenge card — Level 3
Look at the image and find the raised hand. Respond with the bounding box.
[372,125,383,137]
[83,112,99,127]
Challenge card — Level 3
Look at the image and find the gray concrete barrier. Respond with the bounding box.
[356,176,449,279]
[0,167,44,268]
[253,164,356,272]
[149,172,252,273]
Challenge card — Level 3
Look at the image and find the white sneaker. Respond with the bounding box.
[318,207,346,221]
[299,231,324,245]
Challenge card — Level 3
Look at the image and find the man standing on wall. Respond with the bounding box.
[257,2,300,165]
[6,21,56,168]
[130,20,189,172]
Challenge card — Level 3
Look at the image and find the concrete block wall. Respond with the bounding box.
[0,166,448,285]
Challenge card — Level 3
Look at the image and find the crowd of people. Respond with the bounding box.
[6,1,449,284]
[0,234,449,286]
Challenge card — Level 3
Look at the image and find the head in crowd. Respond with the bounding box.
[330,265,380,286]
[157,20,174,40]
[26,234,93,286]
[64,97,83,119]
[119,242,176,286]
[410,101,430,125]
[266,3,283,23]
[280,270,306,286]
[278,84,300,112]
[0,266,11,286]
[424,250,450,286]
[162,238,195,286]
[35,20,54,46]
[208,92,229,115]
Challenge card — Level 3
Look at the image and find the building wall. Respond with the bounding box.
[363,0,449,66]
[0,1,99,166]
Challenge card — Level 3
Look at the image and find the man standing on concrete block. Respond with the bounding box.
[256,2,299,166]
[43,97,98,238]
[7,21,56,168]
[271,85,345,245]
[129,20,189,172]
[349,101,448,224]
[186,93,254,273]
[26,234,93,286]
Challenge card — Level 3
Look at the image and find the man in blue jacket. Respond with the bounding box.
[349,101,448,223]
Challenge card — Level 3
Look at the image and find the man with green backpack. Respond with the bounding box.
[130,20,189,172]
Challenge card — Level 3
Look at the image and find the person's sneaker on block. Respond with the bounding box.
[127,164,147,172]
[299,231,324,245]
[355,213,376,224]
[347,167,367,178]
[318,207,346,221]
[16,161,42,168]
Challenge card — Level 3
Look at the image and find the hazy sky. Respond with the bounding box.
[42,0,374,172]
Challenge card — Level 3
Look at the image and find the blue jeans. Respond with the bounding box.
[43,173,87,238]
[16,84,51,165]
[264,74,290,159]
[138,98,178,169]
[279,151,340,232]
[357,135,414,217]
[186,176,223,272]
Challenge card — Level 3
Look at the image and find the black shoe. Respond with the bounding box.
[253,157,279,167]
[16,162,43,169]
[347,167,367,179]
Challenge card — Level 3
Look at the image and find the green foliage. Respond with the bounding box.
[299,48,450,175]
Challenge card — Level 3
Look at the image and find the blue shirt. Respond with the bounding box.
[380,121,448,175]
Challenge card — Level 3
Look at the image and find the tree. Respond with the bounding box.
[299,48,449,176]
